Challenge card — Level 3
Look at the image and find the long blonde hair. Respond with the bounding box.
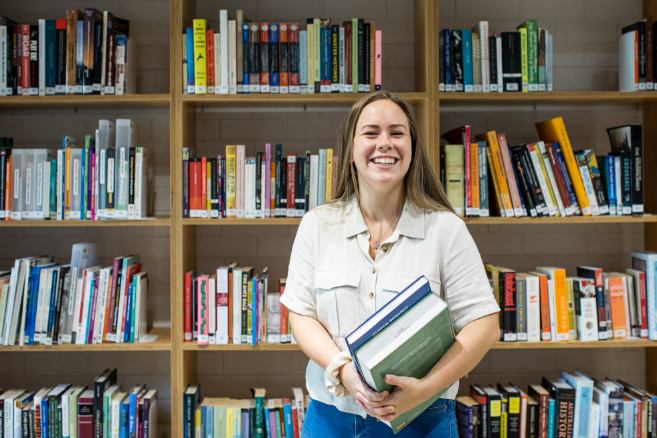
[331,91,454,213]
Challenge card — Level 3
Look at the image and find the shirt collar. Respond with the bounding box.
[343,195,426,240]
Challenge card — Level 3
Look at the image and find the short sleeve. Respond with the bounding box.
[440,217,500,332]
[279,214,318,319]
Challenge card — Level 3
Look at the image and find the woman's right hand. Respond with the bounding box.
[339,361,394,419]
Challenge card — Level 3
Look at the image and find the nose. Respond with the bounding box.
[377,132,392,150]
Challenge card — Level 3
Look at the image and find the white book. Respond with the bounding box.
[592,387,609,438]
[235,145,245,218]
[39,19,46,96]
[229,20,237,94]
[339,27,345,93]
[134,271,148,342]
[21,149,35,219]
[219,10,229,94]
[3,258,28,345]
[614,156,624,215]
[57,149,64,220]
[115,119,136,219]
[520,273,540,342]
[10,149,23,220]
[69,148,82,219]
[0,25,6,95]
[98,120,116,219]
[214,33,221,95]
[216,267,229,345]
[548,279,557,341]
[578,158,600,216]
[33,149,55,219]
[34,266,53,343]
[309,154,318,210]
[496,34,503,92]
[546,31,553,91]
[134,147,149,219]
[115,37,126,95]
[62,243,98,344]
[232,267,242,344]
[317,149,326,206]
[266,292,281,344]
[111,392,127,438]
[116,255,140,343]
[60,386,76,438]
[528,144,557,216]
[208,275,216,344]
[478,21,490,92]
[93,267,111,344]
[77,267,99,344]
[589,401,600,438]
[537,141,567,216]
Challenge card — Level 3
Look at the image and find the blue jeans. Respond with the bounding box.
[301,397,457,438]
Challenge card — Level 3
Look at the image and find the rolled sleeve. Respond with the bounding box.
[440,217,500,333]
[279,214,318,319]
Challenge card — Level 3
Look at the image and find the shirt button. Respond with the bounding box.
[372,268,376,274]
[369,292,374,299]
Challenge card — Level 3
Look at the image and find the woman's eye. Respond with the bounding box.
[392,132,404,136]
[365,132,378,136]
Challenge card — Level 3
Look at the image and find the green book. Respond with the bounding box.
[251,387,266,438]
[518,20,538,91]
[516,27,529,92]
[353,284,455,434]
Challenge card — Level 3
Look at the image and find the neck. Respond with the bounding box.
[358,186,405,222]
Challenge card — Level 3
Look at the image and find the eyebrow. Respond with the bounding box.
[360,124,408,131]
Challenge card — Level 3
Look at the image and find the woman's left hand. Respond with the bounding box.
[355,374,428,422]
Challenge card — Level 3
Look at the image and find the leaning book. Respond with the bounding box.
[346,275,456,434]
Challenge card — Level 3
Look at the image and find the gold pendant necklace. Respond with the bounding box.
[370,213,401,251]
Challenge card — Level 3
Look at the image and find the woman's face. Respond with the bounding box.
[351,99,412,195]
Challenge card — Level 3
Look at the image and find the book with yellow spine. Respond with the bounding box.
[325,148,333,202]
[518,27,528,92]
[193,19,207,94]
[206,160,212,212]
[535,117,591,215]
[470,143,480,216]
[226,145,236,218]
[443,144,464,217]
[476,132,514,217]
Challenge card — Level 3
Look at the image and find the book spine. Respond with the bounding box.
[259,23,270,93]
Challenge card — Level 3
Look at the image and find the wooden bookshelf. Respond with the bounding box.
[0,94,170,108]
[182,92,429,105]
[439,91,657,104]
[0,218,171,227]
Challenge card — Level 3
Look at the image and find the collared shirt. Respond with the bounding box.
[280,196,500,417]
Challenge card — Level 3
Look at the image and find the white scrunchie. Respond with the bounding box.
[324,351,353,398]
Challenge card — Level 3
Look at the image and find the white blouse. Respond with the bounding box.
[280,196,500,417]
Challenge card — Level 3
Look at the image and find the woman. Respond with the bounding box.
[280,91,500,437]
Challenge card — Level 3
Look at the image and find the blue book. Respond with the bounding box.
[201,405,206,438]
[130,276,138,343]
[345,276,434,375]
[264,407,271,438]
[27,263,56,344]
[186,27,195,94]
[120,396,130,438]
[283,399,294,438]
[462,29,473,91]
[243,409,250,438]
[317,149,326,206]
[547,397,555,438]
[80,146,86,219]
[269,23,280,92]
[553,142,579,212]
[600,155,617,215]
[252,277,258,345]
[84,276,96,344]
[128,385,146,438]
[242,23,250,93]
[478,141,489,216]
[300,30,307,91]
[41,397,49,438]
[124,282,134,343]
[320,27,331,92]
[562,371,593,438]
[442,29,451,91]
[207,404,213,438]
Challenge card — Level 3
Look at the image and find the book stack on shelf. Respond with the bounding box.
[440,117,643,218]
[0,118,154,222]
[184,10,382,95]
[183,385,306,438]
[184,266,292,346]
[0,9,134,97]
[440,20,553,93]
[0,369,158,438]
[183,144,336,219]
[0,243,150,347]
[486,255,656,343]
[619,18,656,92]
[460,374,654,438]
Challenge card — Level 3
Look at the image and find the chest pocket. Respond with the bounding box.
[382,274,442,304]
[314,269,362,338]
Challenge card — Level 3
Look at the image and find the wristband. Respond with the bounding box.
[324,351,353,398]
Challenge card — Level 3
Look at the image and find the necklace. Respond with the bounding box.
[369,213,402,250]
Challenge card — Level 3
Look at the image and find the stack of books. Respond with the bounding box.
[183,385,306,438]
[0,10,134,96]
[440,118,643,218]
[0,369,158,438]
[440,20,553,93]
[485,256,657,343]
[0,119,154,221]
[461,374,654,438]
[619,18,656,91]
[184,11,382,95]
[184,266,292,346]
[0,243,150,346]
[183,144,337,219]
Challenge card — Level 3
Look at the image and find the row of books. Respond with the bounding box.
[184,266,292,345]
[0,243,150,346]
[183,385,306,438]
[487,254,657,343]
[619,18,657,92]
[183,11,382,95]
[460,373,653,438]
[0,120,154,221]
[0,369,158,438]
[182,145,337,219]
[439,20,553,93]
[440,118,643,218]
[0,10,134,96]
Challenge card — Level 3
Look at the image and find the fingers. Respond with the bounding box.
[355,392,396,419]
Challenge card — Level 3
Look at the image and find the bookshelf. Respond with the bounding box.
[1,0,657,437]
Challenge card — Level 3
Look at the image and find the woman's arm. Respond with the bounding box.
[289,311,387,406]
[356,313,500,421]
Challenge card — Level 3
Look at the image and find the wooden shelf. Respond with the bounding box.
[182,343,301,351]
[464,215,657,225]
[492,339,657,349]
[0,217,171,227]
[0,327,171,352]
[0,94,170,109]
[181,92,428,106]
[183,218,301,226]
[439,91,657,104]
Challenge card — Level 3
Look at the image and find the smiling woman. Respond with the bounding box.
[280,91,501,438]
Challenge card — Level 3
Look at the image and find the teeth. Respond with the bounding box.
[373,158,395,165]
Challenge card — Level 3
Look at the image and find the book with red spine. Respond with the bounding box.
[200,156,207,218]
[259,23,270,93]
[289,23,300,93]
[119,263,142,341]
[103,256,122,342]
[189,158,202,217]
[206,29,215,93]
[343,21,353,92]
[184,271,194,341]
[545,142,573,213]
[626,268,649,338]
[286,154,296,218]
[279,278,288,342]
[77,389,95,438]
[500,267,517,342]
[279,23,289,93]
[21,24,30,94]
